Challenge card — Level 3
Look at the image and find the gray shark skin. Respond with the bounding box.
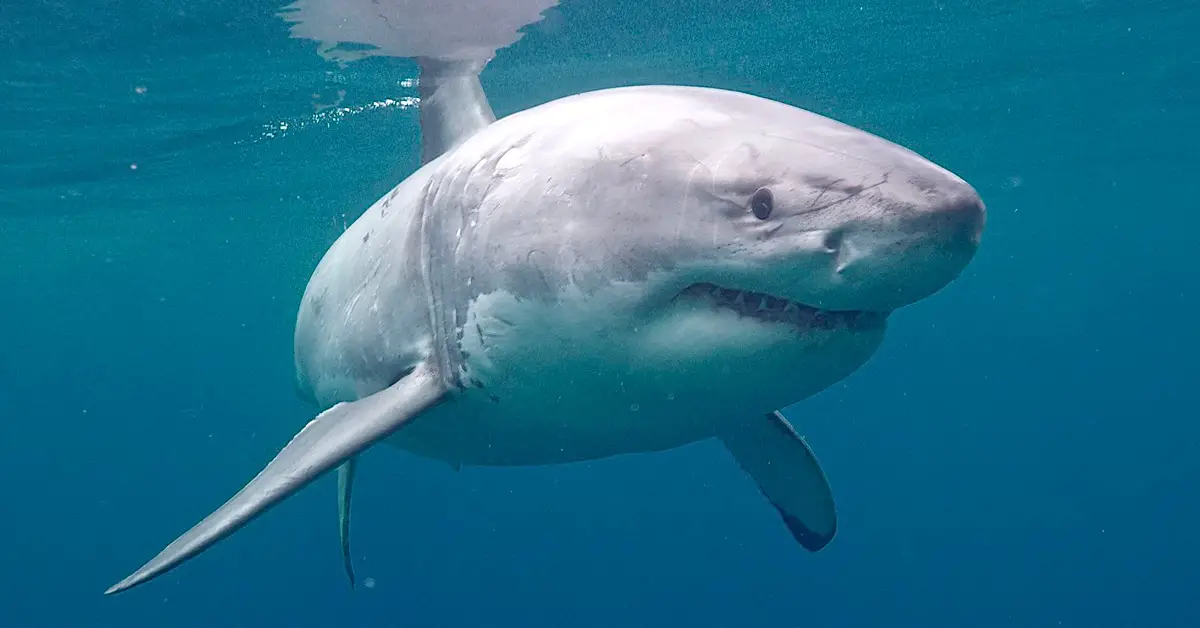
[106,66,984,595]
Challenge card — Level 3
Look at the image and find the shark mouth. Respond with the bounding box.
[676,282,885,331]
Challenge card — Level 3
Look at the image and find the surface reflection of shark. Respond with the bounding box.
[278,0,561,64]
[107,0,985,595]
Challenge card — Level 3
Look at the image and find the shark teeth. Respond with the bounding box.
[677,282,880,330]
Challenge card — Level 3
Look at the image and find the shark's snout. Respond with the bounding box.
[923,185,986,249]
[819,179,985,313]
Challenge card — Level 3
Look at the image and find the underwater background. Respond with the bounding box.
[2,0,1197,626]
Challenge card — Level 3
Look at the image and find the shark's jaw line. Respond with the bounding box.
[674,282,887,331]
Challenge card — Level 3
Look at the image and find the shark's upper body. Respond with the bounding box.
[293,83,984,467]
[106,57,984,596]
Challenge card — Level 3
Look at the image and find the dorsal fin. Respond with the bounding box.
[416,57,496,164]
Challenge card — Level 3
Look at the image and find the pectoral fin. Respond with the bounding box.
[717,411,837,551]
[337,458,357,588]
[105,363,448,595]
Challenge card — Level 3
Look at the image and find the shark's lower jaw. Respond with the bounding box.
[675,282,887,331]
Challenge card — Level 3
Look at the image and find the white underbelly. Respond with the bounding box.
[383,288,884,467]
[386,387,719,467]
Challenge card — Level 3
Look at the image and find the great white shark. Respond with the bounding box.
[105,11,985,596]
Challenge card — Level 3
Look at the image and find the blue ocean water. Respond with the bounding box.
[2,0,1197,626]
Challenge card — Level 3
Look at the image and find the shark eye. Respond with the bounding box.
[750,187,773,220]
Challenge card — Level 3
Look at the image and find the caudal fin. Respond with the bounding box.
[337,458,358,588]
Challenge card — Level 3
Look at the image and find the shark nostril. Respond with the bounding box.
[822,230,843,254]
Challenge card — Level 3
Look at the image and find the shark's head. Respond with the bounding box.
[626,87,982,406]
[643,87,985,312]
[669,121,983,312]
[456,86,984,415]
